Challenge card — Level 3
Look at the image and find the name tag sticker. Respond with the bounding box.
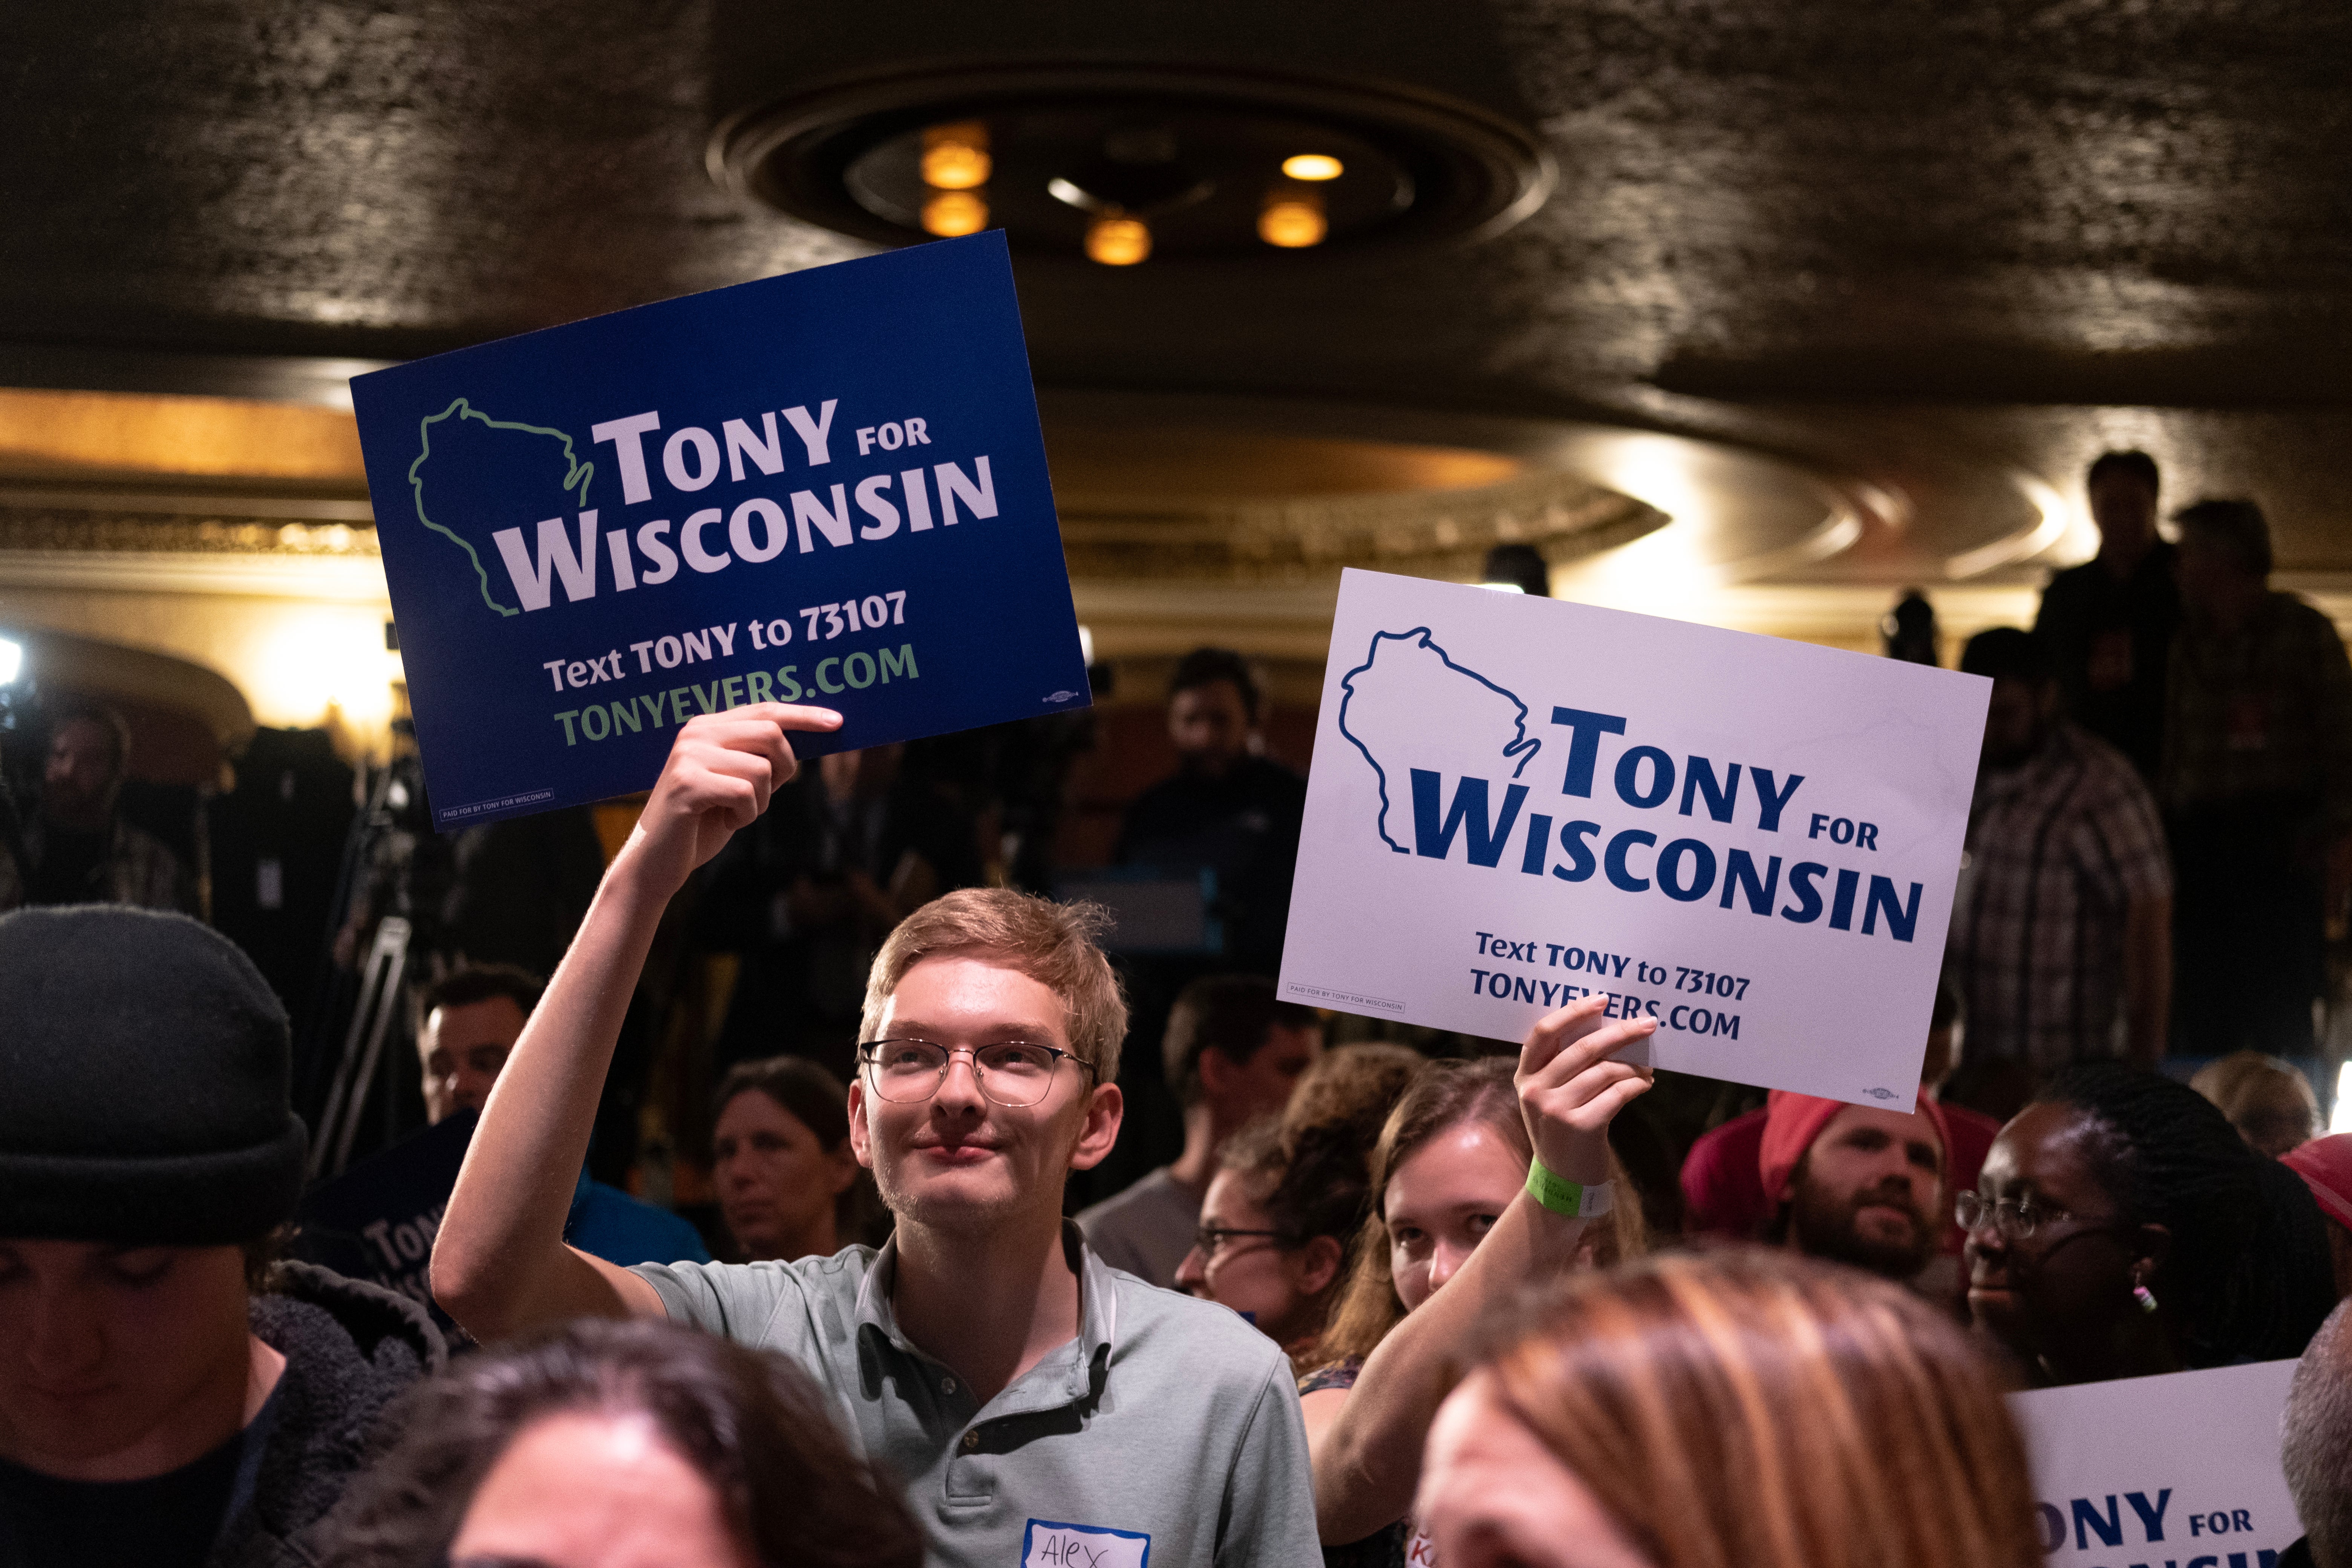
[1021,1519,1149,1568]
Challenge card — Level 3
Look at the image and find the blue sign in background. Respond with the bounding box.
[351,233,1087,828]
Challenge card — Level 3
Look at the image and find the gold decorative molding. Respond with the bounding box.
[0,485,389,604]
[0,509,379,557]
[0,548,390,603]
[0,469,1658,591]
[0,483,378,552]
[0,387,366,481]
[1059,466,1666,583]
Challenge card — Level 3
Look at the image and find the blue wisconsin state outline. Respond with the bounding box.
[1337,626,1543,854]
[406,397,594,618]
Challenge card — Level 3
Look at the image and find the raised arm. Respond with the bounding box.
[432,703,839,1342]
[1311,997,1654,1545]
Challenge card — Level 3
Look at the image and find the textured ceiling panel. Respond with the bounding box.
[1,1,2347,575]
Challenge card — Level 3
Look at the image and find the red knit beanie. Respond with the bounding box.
[1758,1089,1951,1203]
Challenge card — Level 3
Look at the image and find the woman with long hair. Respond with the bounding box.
[315,1317,919,1568]
[1966,1061,2337,1384]
[1314,1059,1646,1373]
[1308,998,1653,1562]
[1416,1250,2043,1568]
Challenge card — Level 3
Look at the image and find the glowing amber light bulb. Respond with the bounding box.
[922,190,988,237]
[1259,196,1326,248]
[921,122,992,190]
[1281,153,1343,181]
[1086,215,1151,265]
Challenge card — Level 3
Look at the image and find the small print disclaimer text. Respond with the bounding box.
[1284,982,1406,1014]
[442,788,556,823]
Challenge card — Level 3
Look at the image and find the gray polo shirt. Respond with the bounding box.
[1075,1165,1199,1288]
[631,1223,1318,1568]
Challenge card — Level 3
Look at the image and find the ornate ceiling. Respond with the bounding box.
[0,0,2347,718]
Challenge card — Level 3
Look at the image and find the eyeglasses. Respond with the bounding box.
[1954,1191,2088,1241]
[1192,1225,1292,1260]
[858,1038,1096,1108]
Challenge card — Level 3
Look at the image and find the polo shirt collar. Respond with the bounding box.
[853,1220,1118,1403]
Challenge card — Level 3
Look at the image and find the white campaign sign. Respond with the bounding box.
[2010,1361,2301,1565]
[1280,570,1988,1107]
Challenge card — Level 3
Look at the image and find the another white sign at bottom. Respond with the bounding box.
[2010,1360,2301,1566]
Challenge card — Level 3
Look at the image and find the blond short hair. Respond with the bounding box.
[861,888,1127,1084]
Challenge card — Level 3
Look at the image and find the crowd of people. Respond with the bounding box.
[8,456,2352,1566]
[1955,454,2352,1069]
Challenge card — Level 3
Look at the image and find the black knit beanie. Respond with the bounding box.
[0,905,305,1245]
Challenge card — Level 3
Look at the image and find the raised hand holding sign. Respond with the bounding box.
[622,703,841,898]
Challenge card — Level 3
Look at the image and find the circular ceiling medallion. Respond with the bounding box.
[709,62,1553,261]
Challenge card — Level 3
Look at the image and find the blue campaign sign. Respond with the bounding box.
[351,232,1087,828]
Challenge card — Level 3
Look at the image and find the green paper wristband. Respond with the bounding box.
[1526,1157,1615,1220]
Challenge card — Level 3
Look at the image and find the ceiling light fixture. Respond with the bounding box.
[710,64,1553,262]
[922,190,989,237]
[920,121,992,190]
[1259,193,1326,248]
[1085,214,1152,266]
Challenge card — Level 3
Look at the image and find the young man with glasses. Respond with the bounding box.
[433,704,1321,1566]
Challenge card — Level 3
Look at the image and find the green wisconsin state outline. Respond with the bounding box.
[407,397,596,618]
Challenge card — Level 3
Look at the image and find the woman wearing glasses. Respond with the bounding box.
[1172,1120,1364,1366]
[1170,1044,1424,1367]
[1961,1061,2335,1386]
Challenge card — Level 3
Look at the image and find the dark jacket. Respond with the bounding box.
[0,815,194,914]
[1115,755,1308,967]
[213,1262,446,1568]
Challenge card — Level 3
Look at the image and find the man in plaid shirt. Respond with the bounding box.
[2163,499,2352,1057]
[1949,629,2172,1069]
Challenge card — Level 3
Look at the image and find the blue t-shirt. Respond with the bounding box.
[566,1168,712,1267]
